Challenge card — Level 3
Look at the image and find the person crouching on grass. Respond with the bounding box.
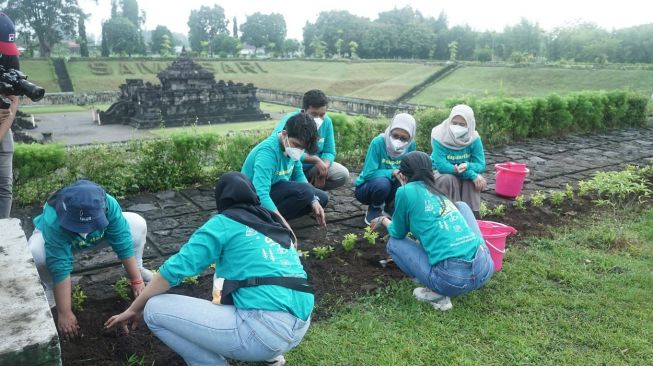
[105,172,313,366]
[27,179,152,339]
[371,151,493,311]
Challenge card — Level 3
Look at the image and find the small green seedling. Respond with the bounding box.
[297,249,310,258]
[550,190,565,207]
[363,226,379,245]
[183,275,199,285]
[564,183,574,200]
[71,284,87,312]
[341,233,357,251]
[492,204,506,217]
[530,191,546,207]
[514,195,526,210]
[312,245,334,260]
[113,277,131,301]
[479,202,490,218]
[125,354,152,366]
[209,263,216,269]
[577,180,590,197]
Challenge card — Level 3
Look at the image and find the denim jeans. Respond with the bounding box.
[270,180,329,220]
[386,202,493,297]
[354,177,400,209]
[144,294,311,366]
[0,130,13,218]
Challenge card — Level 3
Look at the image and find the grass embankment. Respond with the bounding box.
[410,66,653,106]
[291,208,653,365]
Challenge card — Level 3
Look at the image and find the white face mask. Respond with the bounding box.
[450,125,468,138]
[313,117,324,130]
[79,232,89,239]
[284,136,305,161]
[391,138,408,153]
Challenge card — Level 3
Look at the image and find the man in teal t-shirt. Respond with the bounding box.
[28,179,152,339]
[242,113,329,228]
[272,89,349,190]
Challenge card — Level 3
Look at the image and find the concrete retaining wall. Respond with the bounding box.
[0,218,62,366]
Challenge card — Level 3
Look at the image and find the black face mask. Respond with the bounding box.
[214,172,293,248]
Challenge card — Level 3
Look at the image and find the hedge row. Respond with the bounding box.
[12,90,649,205]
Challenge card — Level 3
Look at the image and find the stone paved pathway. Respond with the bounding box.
[13,124,653,298]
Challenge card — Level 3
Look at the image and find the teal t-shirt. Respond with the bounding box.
[431,138,486,180]
[33,194,134,284]
[355,134,416,186]
[273,111,336,169]
[159,215,314,320]
[388,182,482,266]
[241,134,308,211]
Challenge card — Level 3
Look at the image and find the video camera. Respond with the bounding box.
[0,65,45,109]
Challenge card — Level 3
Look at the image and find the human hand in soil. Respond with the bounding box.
[455,163,468,174]
[104,308,142,334]
[312,200,327,229]
[57,310,80,340]
[473,175,487,191]
[370,216,390,231]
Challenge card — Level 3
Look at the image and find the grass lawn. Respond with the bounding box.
[20,59,61,93]
[289,208,653,365]
[66,59,444,101]
[410,66,653,106]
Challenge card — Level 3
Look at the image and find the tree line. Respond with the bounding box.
[2,1,652,64]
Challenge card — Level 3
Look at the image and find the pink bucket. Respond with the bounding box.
[477,220,517,272]
[495,162,529,198]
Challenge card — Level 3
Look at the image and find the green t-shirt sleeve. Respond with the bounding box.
[44,232,74,284]
[291,159,308,183]
[431,139,457,174]
[103,195,134,260]
[252,148,278,211]
[388,187,409,239]
[359,137,393,182]
[159,219,224,287]
[461,138,486,180]
[320,116,336,163]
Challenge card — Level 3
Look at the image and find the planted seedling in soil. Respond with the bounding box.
[113,277,131,301]
[550,190,565,207]
[492,204,506,217]
[363,226,379,245]
[183,276,199,285]
[514,195,526,210]
[564,183,574,200]
[530,191,546,207]
[71,284,87,312]
[312,245,334,260]
[341,233,357,252]
[479,202,490,218]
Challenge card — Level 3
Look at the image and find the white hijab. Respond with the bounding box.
[384,113,416,158]
[431,104,479,150]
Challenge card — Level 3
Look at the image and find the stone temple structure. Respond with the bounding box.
[99,57,269,128]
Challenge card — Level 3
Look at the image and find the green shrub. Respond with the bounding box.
[113,277,131,301]
[13,143,66,185]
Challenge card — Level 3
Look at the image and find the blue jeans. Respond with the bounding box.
[386,202,494,297]
[270,180,329,220]
[354,177,400,209]
[144,294,311,366]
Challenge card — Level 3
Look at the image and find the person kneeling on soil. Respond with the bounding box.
[371,152,494,310]
[106,172,313,366]
[242,112,329,229]
[28,179,152,339]
[430,104,487,217]
[272,89,350,190]
[354,113,417,224]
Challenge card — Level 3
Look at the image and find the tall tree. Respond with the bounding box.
[150,25,174,55]
[120,0,140,28]
[307,10,370,57]
[240,12,287,55]
[211,34,241,57]
[78,14,89,57]
[2,0,82,57]
[232,16,238,38]
[187,5,228,54]
[102,16,140,56]
[101,24,109,56]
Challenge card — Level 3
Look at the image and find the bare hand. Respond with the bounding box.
[370,216,388,231]
[455,163,468,174]
[392,170,405,185]
[311,160,329,188]
[131,281,145,298]
[57,310,80,340]
[104,308,142,334]
[473,175,487,191]
[312,201,327,229]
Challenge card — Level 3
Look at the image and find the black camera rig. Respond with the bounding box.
[0,65,45,109]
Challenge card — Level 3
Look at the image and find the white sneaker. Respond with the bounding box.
[264,355,286,366]
[140,268,153,283]
[412,287,452,311]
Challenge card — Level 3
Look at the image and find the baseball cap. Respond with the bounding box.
[0,13,19,56]
[55,180,109,233]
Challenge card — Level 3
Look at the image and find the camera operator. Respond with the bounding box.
[0,12,19,218]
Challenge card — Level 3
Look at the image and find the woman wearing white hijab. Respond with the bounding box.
[354,113,417,224]
[430,105,486,216]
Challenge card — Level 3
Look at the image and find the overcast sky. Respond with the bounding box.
[80,0,652,42]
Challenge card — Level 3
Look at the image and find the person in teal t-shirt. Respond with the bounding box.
[106,172,313,366]
[354,113,417,225]
[272,90,349,190]
[28,179,152,339]
[372,152,493,311]
[431,104,487,216]
[242,112,329,229]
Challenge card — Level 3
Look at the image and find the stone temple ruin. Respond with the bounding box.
[99,57,269,128]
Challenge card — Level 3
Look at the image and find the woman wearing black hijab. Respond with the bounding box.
[106,172,313,366]
[371,152,493,311]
